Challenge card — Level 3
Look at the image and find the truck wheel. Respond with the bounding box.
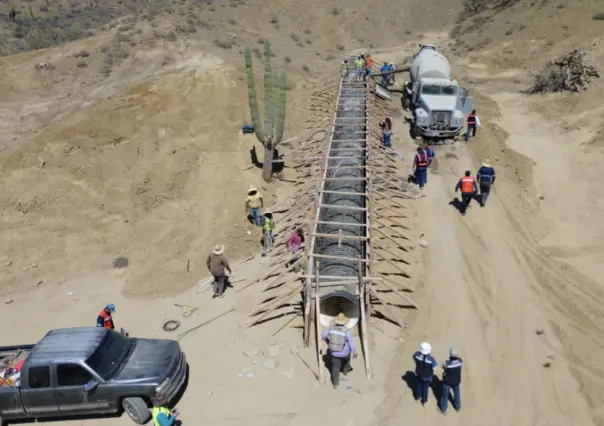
[402,96,411,110]
[122,397,151,425]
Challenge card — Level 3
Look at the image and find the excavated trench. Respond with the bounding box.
[315,66,368,328]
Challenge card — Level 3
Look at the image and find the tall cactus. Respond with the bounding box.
[243,40,287,182]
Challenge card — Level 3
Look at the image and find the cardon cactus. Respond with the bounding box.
[244,40,287,181]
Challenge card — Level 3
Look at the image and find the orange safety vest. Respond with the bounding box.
[415,151,429,167]
[467,114,477,124]
[99,309,114,329]
[366,57,373,68]
[460,176,475,193]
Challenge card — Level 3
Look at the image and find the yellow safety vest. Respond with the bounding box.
[355,59,362,68]
[152,406,172,426]
[264,217,273,231]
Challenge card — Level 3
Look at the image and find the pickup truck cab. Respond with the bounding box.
[0,327,188,425]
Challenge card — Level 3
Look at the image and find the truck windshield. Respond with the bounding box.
[85,331,132,380]
[421,85,457,96]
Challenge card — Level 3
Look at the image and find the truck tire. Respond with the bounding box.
[122,397,151,425]
[402,95,411,110]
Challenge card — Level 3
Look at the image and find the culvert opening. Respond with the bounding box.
[319,290,360,328]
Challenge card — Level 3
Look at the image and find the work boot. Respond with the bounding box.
[333,384,339,389]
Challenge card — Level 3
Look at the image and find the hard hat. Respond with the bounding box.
[106,303,116,312]
[449,347,459,357]
[419,342,431,355]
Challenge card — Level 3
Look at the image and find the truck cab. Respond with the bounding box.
[0,327,188,425]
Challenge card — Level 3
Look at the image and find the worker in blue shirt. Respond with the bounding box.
[412,342,438,405]
[476,159,496,207]
[379,62,389,87]
[151,396,180,426]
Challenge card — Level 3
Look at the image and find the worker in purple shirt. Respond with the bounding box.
[412,342,438,405]
[322,313,358,389]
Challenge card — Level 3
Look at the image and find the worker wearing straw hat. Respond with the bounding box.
[321,313,358,389]
[476,159,496,207]
[245,185,264,226]
[206,244,232,298]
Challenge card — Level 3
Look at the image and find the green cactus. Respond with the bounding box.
[243,40,287,181]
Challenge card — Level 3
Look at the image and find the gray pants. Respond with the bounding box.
[479,183,491,206]
[330,355,351,386]
[212,275,226,296]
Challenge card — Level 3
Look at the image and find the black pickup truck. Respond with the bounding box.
[0,327,188,425]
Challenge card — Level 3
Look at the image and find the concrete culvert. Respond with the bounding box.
[319,290,360,328]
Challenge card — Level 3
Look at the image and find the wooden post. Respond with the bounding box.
[357,257,372,379]
[303,279,311,346]
[315,261,325,384]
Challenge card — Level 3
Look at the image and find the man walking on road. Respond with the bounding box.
[322,313,358,389]
[440,347,463,414]
[476,159,496,207]
[206,244,232,298]
[455,170,478,216]
[413,146,430,190]
[464,109,480,142]
[413,342,438,405]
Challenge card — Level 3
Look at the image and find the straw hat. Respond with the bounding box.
[419,342,432,355]
[248,185,258,194]
[482,158,492,168]
[334,313,349,326]
[212,244,225,255]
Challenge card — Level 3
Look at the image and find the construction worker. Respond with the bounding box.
[476,159,496,207]
[379,62,390,87]
[365,54,374,78]
[151,396,180,426]
[355,56,364,80]
[206,244,232,298]
[341,59,348,77]
[440,347,463,414]
[455,170,478,216]
[388,62,396,85]
[421,144,436,183]
[285,228,305,271]
[380,117,393,148]
[413,146,430,190]
[464,109,480,141]
[96,304,115,330]
[322,313,358,389]
[412,342,438,405]
[262,209,274,254]
[245,185,264,226]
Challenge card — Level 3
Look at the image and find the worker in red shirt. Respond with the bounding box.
[96,304,116,329]
[465,110,480,142]
[455,171,478,216]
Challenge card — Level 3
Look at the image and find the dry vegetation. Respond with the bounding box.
[525,48,600,94]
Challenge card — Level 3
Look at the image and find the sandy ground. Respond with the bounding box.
[2,2,604,425]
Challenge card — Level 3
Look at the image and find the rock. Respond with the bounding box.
[34,280,43,287]
[4,298,13,304]
[237,367,254,378]
[5,261,12,267]
[266,344,280,357]
[243,349,259,357]
[535,327,544,335]
[418,239,429,248]
[263,358,278,371]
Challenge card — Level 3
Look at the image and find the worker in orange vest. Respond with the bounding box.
[96,304,116,329]
[455,171,478,216]
[413,147,430,189]
[465,110,480,141]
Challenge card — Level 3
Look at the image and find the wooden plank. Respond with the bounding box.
[315,262,325,385]
[358,258,372,379]
[318,204,367,212]
[310,253,371,263]
[319,190,368,196]
[312,233,369,241]
[306,220,368,228]
[369,289,404,326]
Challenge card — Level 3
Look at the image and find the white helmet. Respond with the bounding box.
[419,342,432,355]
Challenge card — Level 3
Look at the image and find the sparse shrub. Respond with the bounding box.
[116,33,131,43]
[76,60,88,68]
[301,64,310,73]
[284,56,292,63]
[214,39,235,49]
[593,12,604,20]
[329,8,340,15]
[75,49,90,58]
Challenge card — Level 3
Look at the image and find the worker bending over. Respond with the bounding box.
[455,170,478,216]
[96,304,116,329]
[476,159,496,207]
[322,313,358,389]
[151,396,180,426]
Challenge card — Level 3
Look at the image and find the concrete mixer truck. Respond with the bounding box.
[402,44,474,141]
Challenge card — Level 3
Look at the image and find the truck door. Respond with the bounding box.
[56,363,108,413]
[456,87,474,115]
[19,365,58,416]
[0,387,26,419]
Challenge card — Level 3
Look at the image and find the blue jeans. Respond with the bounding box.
[441,383,461,412]
[415,168,427,189]
[415,376,432,403]
[248,207,261,226]
[383,133,392,148]
[465,124,476,141]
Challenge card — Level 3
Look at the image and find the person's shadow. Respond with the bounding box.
[402,371,444,406]
[449,197,465,214]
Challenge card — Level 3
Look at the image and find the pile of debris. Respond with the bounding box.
[526,49,600,95]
